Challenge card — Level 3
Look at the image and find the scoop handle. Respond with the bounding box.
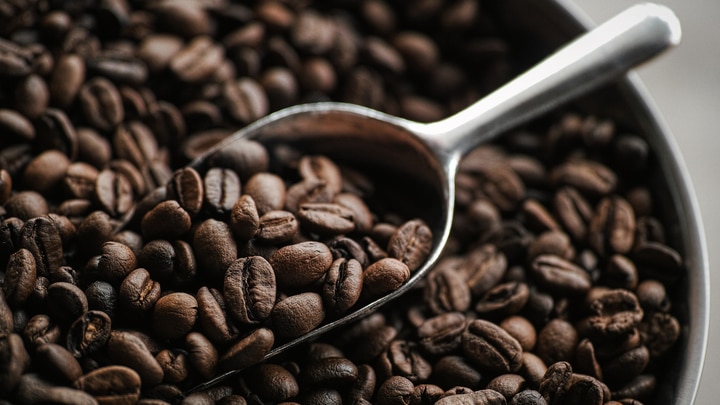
[420,3,681,158]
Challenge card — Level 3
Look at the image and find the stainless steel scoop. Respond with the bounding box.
[189,3,681,390]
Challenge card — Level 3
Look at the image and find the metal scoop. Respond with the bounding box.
[189,3,681,389]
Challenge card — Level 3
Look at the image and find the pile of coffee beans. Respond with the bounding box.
[0,1,685,404]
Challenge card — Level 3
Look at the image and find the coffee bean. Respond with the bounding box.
[95,169,134,217]
[223,78,268,124]
[97,241,137,285]
[432,355,483,390]
[79,77,124,131]
[462,244,508,296]
[219,327,274,372]
[107,330,164,386]
[23,314,60,349]
[193,218,237,279]
[49,54,85,108]
[119,268,161,315]
[186,332,218,380]
[244,173,286,215]
[424,265,471,315]
[256,210,298,244]
[322,258,363,313]
[530,254,591,296]
[300,357,359,388]
[271,292,325,340]
[141,200,192,240]
[152,292,198,341]
[204,167,241,215]
[74,365,142,405]
[3,248,36,306]
[196,286,238,345]
[14,373,96,405]
[230,195,260,240]
[35,343,83,383]
[462,319,523,374]
[0,108,34,142]
[362,257,410,298]
[46,282,87,326]
[66,310,112,357]
[170,36,224,83]
[0,333,30,396]
[418,312,466,356]
[156,349,189,384]
[167,167,204,216]
[536,319,578,365]
[114,121,159,170]
[270,241,333,290]
[588,196,636,256]
[376,375,414,405]
[224,256,276,325]
[252,364,299,402]
[297,203,355,235]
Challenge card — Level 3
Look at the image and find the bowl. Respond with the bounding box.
[492,1,709,403]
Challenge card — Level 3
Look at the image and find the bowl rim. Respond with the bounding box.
[549,1,710,403]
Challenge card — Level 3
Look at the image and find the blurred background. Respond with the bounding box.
[572,1,719,403]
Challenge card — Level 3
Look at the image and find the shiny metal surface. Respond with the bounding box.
[188,3,687,393]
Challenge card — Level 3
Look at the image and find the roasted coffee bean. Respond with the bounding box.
[97,241,136,285]
[49,54,85,108]
[322,258,363,313]
[387,219,433,272]
[224,78,269,124]
[300,356,359,388]
[230,195,260,240]
[167,167,204,216]
[500,316,537,352]
[156,349,190,384]
[586,289,643,338]
[196,287,237,344]
[256,210,299,244]
[475,281,530,319]
[425,265,472,314]
[186,332,218,380]
[271,292,325,340]
[66,310,112,357]
[3,248,36,306]
[530,254,591,296]
[0,108,34,142]
[270,241,333,290]
[95,169,134,217]
[46,282,87,326]
[204,167,241,215]
[0,333,30,396]
[588,196,636,256]
[462,244,508,296]
[224,256,276,325]
[363,257,411,298]
[18,216,64,279]
[219,327,274,372]
[23,314,60,348]
[193,218,237,279]
[79,77,124,131]
[107,330,164,387]
[433,356,484,391]
[536,319,578,365]
[487,374,526,399]
[14,373,96,405]
[244,173,286,215]
[462,319,523,374]
[510,390,547,405]
[74,365,142,405]
[35,343,83,383]
[119,268,161,315]
[170,36,224,83]
[251,363,299,402]
[328,236,369,268]
[297,202,355,235]
[435,389,506,405]
[378,339,432,383]
[418,312,466,355]
[152,292,198,341]
[142,200,192,240]
[376,375,415,405]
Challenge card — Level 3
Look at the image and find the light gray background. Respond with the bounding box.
[572,1,719,403]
